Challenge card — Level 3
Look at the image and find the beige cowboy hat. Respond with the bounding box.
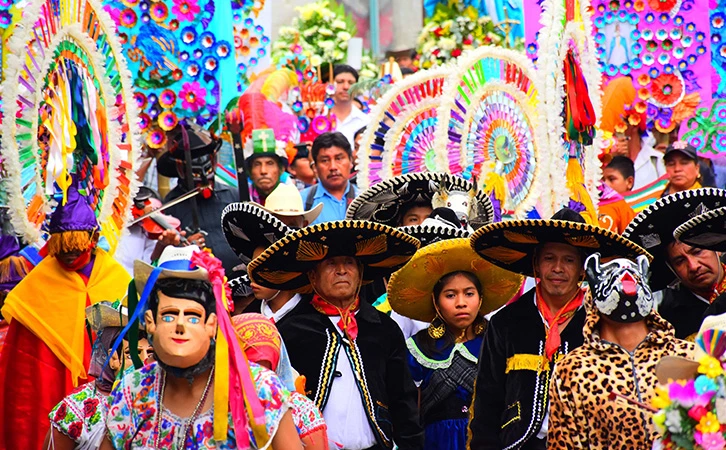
[254,183,322,223]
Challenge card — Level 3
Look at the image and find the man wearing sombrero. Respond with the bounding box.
[467,208,650,449]
[248,220,425,449]
[222,182,322,323]
[0,181,130,449]
[673,204,726,320]
[623,188,726,339]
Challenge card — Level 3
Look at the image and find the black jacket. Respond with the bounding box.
[658,285,710,340]
[468,289,586,449]
[277,296,424,449]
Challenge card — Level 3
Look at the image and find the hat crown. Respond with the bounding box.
[48,179,99,233]
[265,184,306,214]
[157,245,201,267]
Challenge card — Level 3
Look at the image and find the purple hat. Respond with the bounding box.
[0,235,20,261]
[0,235,28,291]
[48,181,99,233]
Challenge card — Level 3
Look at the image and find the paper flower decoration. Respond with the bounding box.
[179,81,207,111]
[171,0,200,22]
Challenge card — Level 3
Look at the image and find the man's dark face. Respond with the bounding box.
[314,146,352,191]
[249,156,281,196]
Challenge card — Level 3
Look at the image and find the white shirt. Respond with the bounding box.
[632,134,666,190]
[323,316,377,450]
[260,294,302,323]
[114,226,157,275]
[390,310,428,340]
[335,106,370,148]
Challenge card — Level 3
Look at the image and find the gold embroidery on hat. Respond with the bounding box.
[356,234,388,256]
[397,286,429,303]
[565,235,600,248]
[424,254,446,277]
[257,270,301,284]
[368,255,413,268]
[503,230,539,244]
[479,247,527,264]
[296,240,329,261]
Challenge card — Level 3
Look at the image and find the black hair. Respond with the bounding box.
[401,67,415,76]
[311,131,352,163]
[353,126,367,140]
[397,201,433,226]
[418,271,486,355]
[333,64,359,82]
[147,278,216,321]
[606,155,635,180]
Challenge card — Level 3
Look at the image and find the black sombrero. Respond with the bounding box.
[623,188,726,291]
[399,208,471,246]
[228,273,253,298]
[248,220,421,293]
[346,172,494,228]
[674,206,726,252]
[471,211,651,278]
[222,202,291,265]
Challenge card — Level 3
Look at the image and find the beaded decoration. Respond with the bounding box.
[0,0,140,251]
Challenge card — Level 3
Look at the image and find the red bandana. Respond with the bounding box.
[710,265,726,303]
[535,285,585,360]
[311,294,360,341]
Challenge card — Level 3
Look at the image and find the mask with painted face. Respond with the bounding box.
[585,253,653,323]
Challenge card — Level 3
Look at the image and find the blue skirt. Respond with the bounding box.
[424,418,468,450]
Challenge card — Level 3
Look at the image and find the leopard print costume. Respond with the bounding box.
[547,292,695,449]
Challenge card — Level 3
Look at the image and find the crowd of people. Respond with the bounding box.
[1,58,726,450]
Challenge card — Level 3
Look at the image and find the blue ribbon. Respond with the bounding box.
[103,259,194,371]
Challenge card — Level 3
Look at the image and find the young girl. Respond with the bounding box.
[388,238,523,450]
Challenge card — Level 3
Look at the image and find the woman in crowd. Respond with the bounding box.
[232,313,328,450]
[662,141,703,196]
[387,238,523,450]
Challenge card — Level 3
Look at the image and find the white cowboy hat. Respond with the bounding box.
[253,183,322,223]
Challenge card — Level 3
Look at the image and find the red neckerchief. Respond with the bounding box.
[535,285,585,359]
[710,265,726,303]
[311,294,360,341]
[56,248,93,272]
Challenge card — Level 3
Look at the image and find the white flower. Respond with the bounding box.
[360,69,376,80]
[319,28,333,36]
[303,27,318,37]
[310,54,323,66]
[318,40,335,50]
[273,41,288,50]
[438,37,456,50]
[333,50,345,60]
[332,19,347,30]
[337,31,351,41]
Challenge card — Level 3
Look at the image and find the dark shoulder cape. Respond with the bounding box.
[659,285,710,340]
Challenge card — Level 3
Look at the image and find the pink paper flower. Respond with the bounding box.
[669,380,698,408]
[179,82,206,112]
[695,431,726,450]
[171,0,200,22]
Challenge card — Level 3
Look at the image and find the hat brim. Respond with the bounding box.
[472,219,651,277]
[346,172,493,228]
[674,206,726,252]
[248,220,421,294]
[399,224,470,247]
[133,259,209,295]
[85,302,131,332]
[222,202,291,264]
[388,238,524,322]
[255,201,323,224]
[624,188,726,291]
[656,356,700,385]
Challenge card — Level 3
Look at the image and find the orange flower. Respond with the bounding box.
[634,0,645,10]
[637,74,651,86]
[651,73,683,106]
[637,88,651,100]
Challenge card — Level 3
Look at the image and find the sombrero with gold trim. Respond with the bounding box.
[471,209,651,278]
[388,238,524,322]
[346,172,494,229]
[222,202,292,266]
[248,220,421,293]
[673,206,726,252]
[399,209,471,247]
[624,188,726,291]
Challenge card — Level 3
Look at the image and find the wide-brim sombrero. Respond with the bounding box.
[471,219,651,278]
[346,172,494,228]
[228,273,253,298]
[674,206,726,252]
[248,220,421,293]
[222,202,292,265]
[624,188,726,291]
[399,223,470,247]
[388,238,524,322]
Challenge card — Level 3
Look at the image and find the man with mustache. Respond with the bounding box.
[623,188,726,340]
[468,208,649,449]
[301,132,360,225]
[248,221,424,449]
